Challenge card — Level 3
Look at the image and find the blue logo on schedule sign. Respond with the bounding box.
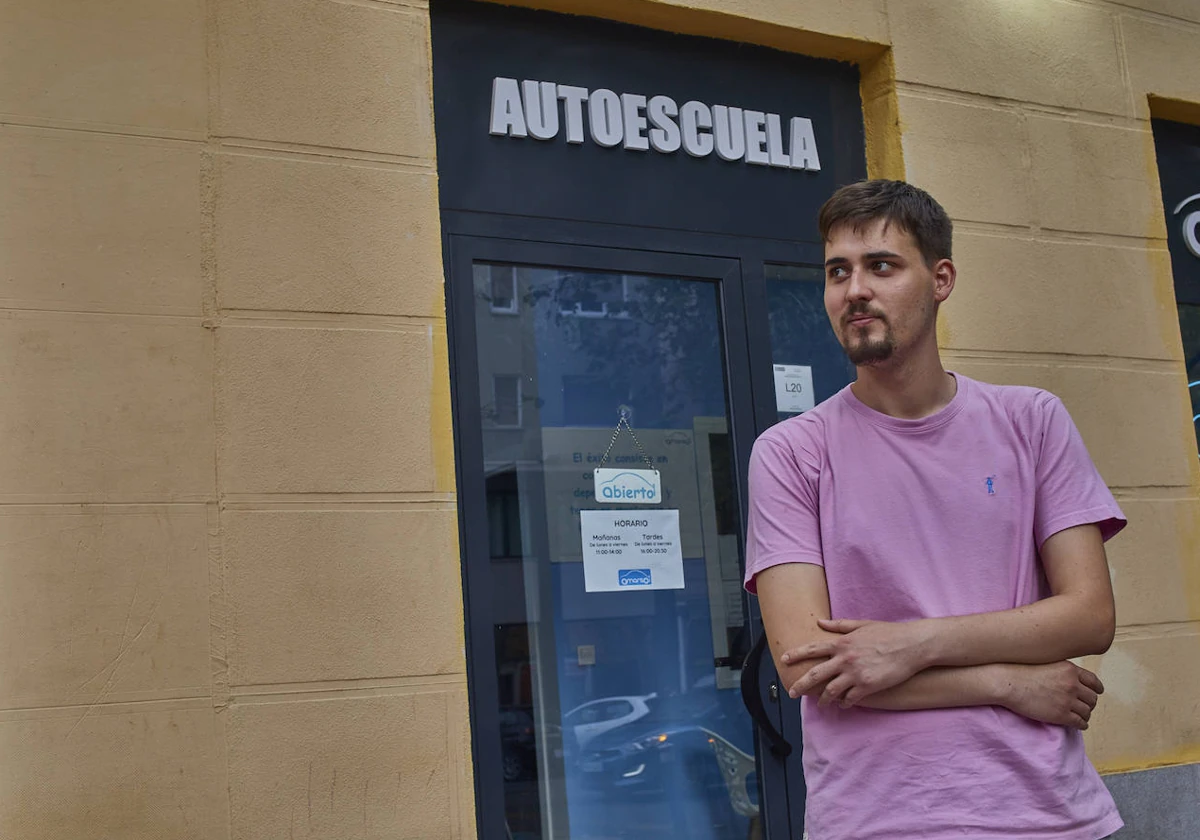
[618,568,653,587]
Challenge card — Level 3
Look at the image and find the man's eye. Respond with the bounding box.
[828,267,848,280]
[873,261,893,272]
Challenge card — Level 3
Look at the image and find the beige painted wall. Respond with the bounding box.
[1,0,1197,837]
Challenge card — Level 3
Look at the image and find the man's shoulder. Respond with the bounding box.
[961,375,1060,425]
[752,391,851,480]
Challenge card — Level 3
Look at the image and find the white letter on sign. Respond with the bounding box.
[743,110,770,165]
[713,105,745,162]
[766,113,790,167]
[647,95,681,153]
[622,93,650,151]
[589,89,624,147]
[490,77,527,138]
[558,84,589,144]
[522,80,559,140]
[788,117,821,171]
[680,101,714,157]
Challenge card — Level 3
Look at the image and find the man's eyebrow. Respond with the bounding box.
[824,256,850,268]
[864,250,902,260]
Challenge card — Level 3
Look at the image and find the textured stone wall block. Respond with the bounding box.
[946,234,1179,360]
[888,0,1128,115]
[0,705,228,840]
[899,94,1032,227]
[216,326,436,494]
[215,153,443,317]
[224,509,464,686]
[1106,497,1200,628]
[1123,15,1200,119]
[227,692,470,840]
[1028,118,1165,237]
[0,0,205,133]
[215,0,435,156]
[0,508,210,709]
[0,130,202,315]
[1085,632,1200,770]
[0,316,215,498]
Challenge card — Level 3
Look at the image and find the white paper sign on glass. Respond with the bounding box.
[773,364,815,414]
[580,509,684,592]
[593,467,662,505]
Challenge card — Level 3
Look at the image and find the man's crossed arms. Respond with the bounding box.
[757,523,1115,729]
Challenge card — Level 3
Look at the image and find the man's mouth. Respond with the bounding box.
[847,314,880,327]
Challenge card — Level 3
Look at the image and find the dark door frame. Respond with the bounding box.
[443,216,831,840]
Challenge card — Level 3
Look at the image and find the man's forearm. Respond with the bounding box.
[854,663,1007,711]
[908,523,1116,671]
[858,660,1104,731]
[780,652,1009,711]
[785,656,1101,730]
[909,592,1115,672]
[789,592,1114,704]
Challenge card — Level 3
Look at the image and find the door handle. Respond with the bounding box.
[740,634,793,758]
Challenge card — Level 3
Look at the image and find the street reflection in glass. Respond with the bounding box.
[473,263,759,840]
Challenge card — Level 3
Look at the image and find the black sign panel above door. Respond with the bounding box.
[431,0,865,243]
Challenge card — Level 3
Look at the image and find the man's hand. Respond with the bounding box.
[996,661,1104,729]
[781,618,935,706]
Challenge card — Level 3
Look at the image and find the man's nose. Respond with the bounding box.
[845,268,872,301]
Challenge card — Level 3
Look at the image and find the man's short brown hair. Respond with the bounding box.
[818,180,953,267]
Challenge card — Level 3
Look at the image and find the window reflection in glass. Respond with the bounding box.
[492,375,523,428]
[490,265,519,313]
[472,261,758,840]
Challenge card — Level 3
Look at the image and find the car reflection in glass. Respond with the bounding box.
[564,693,656,750]
[570,688,759,836]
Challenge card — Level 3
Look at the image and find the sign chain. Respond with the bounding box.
[597,411,656,472]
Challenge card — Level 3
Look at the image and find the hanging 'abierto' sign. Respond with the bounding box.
[489,77,821,171]
[594,467,662,504]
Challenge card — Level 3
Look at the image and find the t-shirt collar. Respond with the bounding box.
[840,372,970,433]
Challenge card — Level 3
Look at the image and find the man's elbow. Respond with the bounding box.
[1090,615,1116,655]
[1083,600,1116,655]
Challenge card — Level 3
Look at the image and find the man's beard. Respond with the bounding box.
[845,330,895,365]
[840,307,895,366]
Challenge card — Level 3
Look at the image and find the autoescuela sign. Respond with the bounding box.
[489,77,821,171]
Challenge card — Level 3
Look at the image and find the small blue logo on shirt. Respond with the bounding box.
[986,476,996,496]
[618,568,652,587]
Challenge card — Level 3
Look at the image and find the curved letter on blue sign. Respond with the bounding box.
[618,568,653,587]
[594,468,663,505]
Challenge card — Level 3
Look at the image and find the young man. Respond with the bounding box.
[746,180,1126,839]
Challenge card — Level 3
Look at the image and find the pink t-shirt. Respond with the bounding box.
[745,374,1126,840]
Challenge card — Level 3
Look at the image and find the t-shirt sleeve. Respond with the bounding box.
[743,433,824,594]
[1033,394,1127,548]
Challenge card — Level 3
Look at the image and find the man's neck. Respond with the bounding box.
[850,346,957,420]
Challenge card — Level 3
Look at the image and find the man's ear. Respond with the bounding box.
[932,258,956,304]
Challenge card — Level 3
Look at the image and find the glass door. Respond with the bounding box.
[752,262,858,814]
[763,264,856,423]
[447,237,789,840]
